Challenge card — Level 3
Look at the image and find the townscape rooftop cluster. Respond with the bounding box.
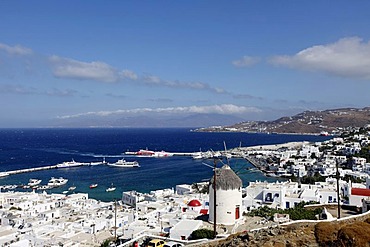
[1,125,370,246]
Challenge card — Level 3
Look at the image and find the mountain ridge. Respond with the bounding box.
[197,107,370,134]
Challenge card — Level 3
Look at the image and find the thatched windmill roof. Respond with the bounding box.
[210,165,242,190]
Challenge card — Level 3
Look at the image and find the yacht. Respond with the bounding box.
[107,159,140,168]
[28,178,42,187]
[56,159,85,168]
[47,177,68,187]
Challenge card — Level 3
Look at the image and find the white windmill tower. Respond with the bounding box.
[208,163,243,226]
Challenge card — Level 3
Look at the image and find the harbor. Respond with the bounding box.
[0,149,234,178]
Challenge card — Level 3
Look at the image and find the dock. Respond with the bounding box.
[0,165,58,177]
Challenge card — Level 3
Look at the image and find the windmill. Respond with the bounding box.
[202,141,252,238]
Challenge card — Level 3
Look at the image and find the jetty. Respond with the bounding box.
[0,165,58,177]
[244,155,267,171]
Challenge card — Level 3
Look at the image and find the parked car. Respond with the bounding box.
[163,241,184,247]
[147,239,166,247]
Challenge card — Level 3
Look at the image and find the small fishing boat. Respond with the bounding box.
[106,183,116,192]
[89,183,98,189]
[68,186,76,191]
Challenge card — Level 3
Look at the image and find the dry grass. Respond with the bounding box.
[315,222,341,245]
[315,220,370,247]
[338,221,370,247]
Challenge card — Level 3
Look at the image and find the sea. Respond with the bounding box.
[0,128,331,202]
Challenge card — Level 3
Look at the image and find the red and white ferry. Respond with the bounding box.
[125,149,173,157]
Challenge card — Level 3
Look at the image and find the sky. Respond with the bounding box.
[1,1,370,127]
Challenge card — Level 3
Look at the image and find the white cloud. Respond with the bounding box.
[270,37,370,80]
[0,43,33,55]
[232,56,260,67]
[0,84,76,97]
[120,69,138,80]
[48,55,229,94]
[57,104,261,119]
[49,55,119,83]
[142,74,229,94]
[0,84,37,95]
[143,75,161,84]
[0,41,230,95]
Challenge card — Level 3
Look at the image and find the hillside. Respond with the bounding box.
[196,214,370,247]
[197,107,370,134]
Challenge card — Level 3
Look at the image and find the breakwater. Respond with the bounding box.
[0,165,58,177]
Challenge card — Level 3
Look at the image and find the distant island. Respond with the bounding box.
[196,107,370,135]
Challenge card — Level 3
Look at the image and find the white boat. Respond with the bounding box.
[106,184,116,192]
[47,177,68,187]
[56,159,85,168]
[90,183,98,189]
[28,178,42,187]
[37,185,51,190]
[107,159,140,168]
[192,150,221,159]
[89,157,107,166]
[68,186,76,191]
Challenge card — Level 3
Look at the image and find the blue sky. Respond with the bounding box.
[1,1,370,127]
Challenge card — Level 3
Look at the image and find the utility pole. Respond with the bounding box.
[336,162,341,219]
[213,158,217,239]
[114,199,117,241]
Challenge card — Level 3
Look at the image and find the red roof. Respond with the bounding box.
[351,188,370,197]
[200,209,208,215]
[188,199,202,207]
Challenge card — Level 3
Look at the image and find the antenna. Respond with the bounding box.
[212,158,217,238]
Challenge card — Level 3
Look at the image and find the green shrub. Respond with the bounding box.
[190,228,215,239]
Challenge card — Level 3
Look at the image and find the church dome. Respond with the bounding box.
[188,199,202,207]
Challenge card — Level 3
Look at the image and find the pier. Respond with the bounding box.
[0,165,58,177]
[244,155,266,171]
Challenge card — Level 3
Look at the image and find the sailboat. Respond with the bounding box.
[106,183,116,192]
